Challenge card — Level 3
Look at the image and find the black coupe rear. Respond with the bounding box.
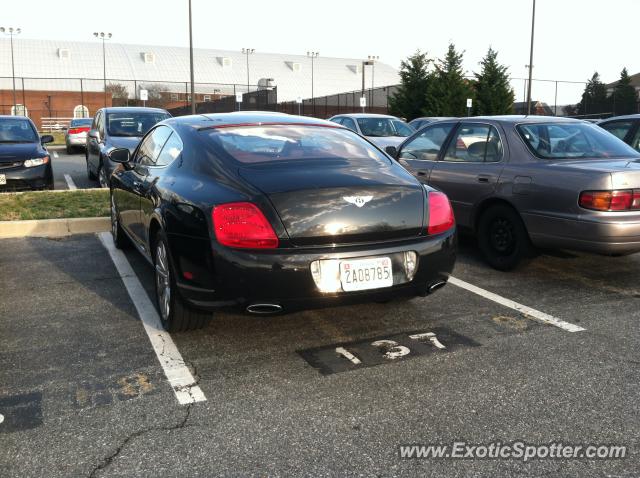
[108,112,457,331]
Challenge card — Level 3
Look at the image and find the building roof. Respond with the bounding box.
[606,72,640,90]
[0,39,399,102]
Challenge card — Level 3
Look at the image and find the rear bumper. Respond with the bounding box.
[168,230,457,312]
[0,164,53,191]
[526,213,640,255]
[66,135,87,146]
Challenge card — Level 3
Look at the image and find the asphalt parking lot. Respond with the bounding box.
[1,233,639,477]
[50,147,98,191]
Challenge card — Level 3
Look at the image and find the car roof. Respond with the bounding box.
[0,115,32,120]
[461,115,590,124]
[411,116,455,121]
[100,107,169,113]
[599,114,640,122]
[333,113,398,119]
[164,111,341,129]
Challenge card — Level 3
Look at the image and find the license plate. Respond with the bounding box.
[340,257,393,292]
[0,174,5,185]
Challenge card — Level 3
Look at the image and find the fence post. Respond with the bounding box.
[21,77,25,112]
[80,78,84,116]
[185,82,188,109]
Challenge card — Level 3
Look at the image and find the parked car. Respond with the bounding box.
[409,117,456,131]
[86,107,171,187]
[385,116,640,270]
[0,116,54,191]
[598,114,640,152]
[328,114,414,149]
[108,112,456,331]
[64,117,93,154]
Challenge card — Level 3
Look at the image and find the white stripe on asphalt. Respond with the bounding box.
[53,151,59,159]
[448,276,586,333]
[63,174,77,190]
[98,232,207,405]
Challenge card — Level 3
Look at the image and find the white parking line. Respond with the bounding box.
[63,174,77,190]
[448,276,586,333]
[98,232,207,405]
[53,151,59,159]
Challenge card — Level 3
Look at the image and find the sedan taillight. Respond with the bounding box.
[212,202,279,249]
[68,127,89,135]
[579,190,640,211]
[427,191,455,235]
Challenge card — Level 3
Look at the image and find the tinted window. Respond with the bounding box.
[400,123,455,161]
[107,112,171,137]
[135,126,172,166]
[631,128,640,151]
[410,120,424,130]
[155,132,183,166]
[599,121,633,141]
[341,117,357,132]
[70,118,93,127]
[0,118,38,142]
[356,117,413,137]
[444,124,503,163]
[329,117,343,125]
[202,125,389,164]
[517,122,640,159]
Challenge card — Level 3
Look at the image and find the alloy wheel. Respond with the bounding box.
[489,217,515,254]
[110,195,118,240]
[155,241,171,322]
[98,166,108,188]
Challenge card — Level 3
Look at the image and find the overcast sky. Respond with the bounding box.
[2,0,638,105]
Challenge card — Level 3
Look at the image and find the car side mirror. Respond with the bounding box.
[40,135,54,144]
[108,148,131,164]
[385,146,398,158]
[88,130,100,141]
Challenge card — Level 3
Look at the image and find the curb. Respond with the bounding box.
[0,217,110,239]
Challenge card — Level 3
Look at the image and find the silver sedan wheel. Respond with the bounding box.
[110,195,118,239]
[98,166,108,188]
[155,241,171,322]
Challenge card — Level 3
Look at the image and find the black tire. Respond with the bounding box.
[153,231,209,332]
[86,156,97,180]
[66,145,74,155]
[110,192,130,249]
[97,161,109,188]
[477,204,533,271]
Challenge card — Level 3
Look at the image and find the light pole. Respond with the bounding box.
[368,55,379,111]
[526,0,536,115]
[242,48,255,95]
[361,59,374,112]
[93,32,112,108]
[307,51,319,115]
[188,0,195,114]
[0,27,21,114]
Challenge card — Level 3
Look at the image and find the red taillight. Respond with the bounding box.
[427,191,455,235]
[579,190,640,211]
[212,202,279,249]
[68,127,89,135]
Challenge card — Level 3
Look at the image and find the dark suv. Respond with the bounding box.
[86,107,170,187]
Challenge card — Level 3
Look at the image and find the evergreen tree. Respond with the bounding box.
[388,51,432,120]
[576,72,610,116]
[425,43,474,116]
[473,47,514,115]
[611,68,638,115]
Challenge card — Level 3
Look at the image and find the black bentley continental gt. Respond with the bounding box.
[108,112,457,331]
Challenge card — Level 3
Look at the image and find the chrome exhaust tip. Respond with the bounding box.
[246,303,283,314]
[428,281,448,294]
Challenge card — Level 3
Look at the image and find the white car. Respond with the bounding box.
[64,117,93,154]
[329,114,415,150]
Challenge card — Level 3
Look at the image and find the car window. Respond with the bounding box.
[0,118,38,143]
[329,117,343,125]
[630,128,640,152]
[341,117,357,132]
[392,120,414,137]
[357,117,411,137]
[134,126,172,166]
[70,118,93,128]
[444,124,503,163]
[107,112,171,137]
[96,112,105,138]
[203,125,390,165]
[517,122,640,159]
[600,121,633,141]
[410,120,424,131]
[155,132,183,167]
[400,123,455,161]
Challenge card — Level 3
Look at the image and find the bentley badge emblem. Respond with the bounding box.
[343,195,373,208]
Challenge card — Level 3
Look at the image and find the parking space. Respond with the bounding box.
[1,234,639,476]
[49,146,98,191]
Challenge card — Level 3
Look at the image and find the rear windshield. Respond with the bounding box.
[517,122,639,159]
[107,112,171,137]
[0,118,38,143]
[356,118,414,137]
[70,118,93,127]
[202,125,390,164]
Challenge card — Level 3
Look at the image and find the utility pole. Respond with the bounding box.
[526,0,536,115]
[1,27,22,113]
[307,51,319,115]
[188,0,196,114]
[242,48,255,95]
[93,32,112,108]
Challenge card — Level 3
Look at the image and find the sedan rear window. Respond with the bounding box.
[517,122,639,159]
[356,118,414,137]
[202,125,390,164]
[0,118,38,143]
[107,112,171,137]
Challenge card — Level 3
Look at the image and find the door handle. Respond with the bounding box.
[417,171,427,176]
[477,175,491,183]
